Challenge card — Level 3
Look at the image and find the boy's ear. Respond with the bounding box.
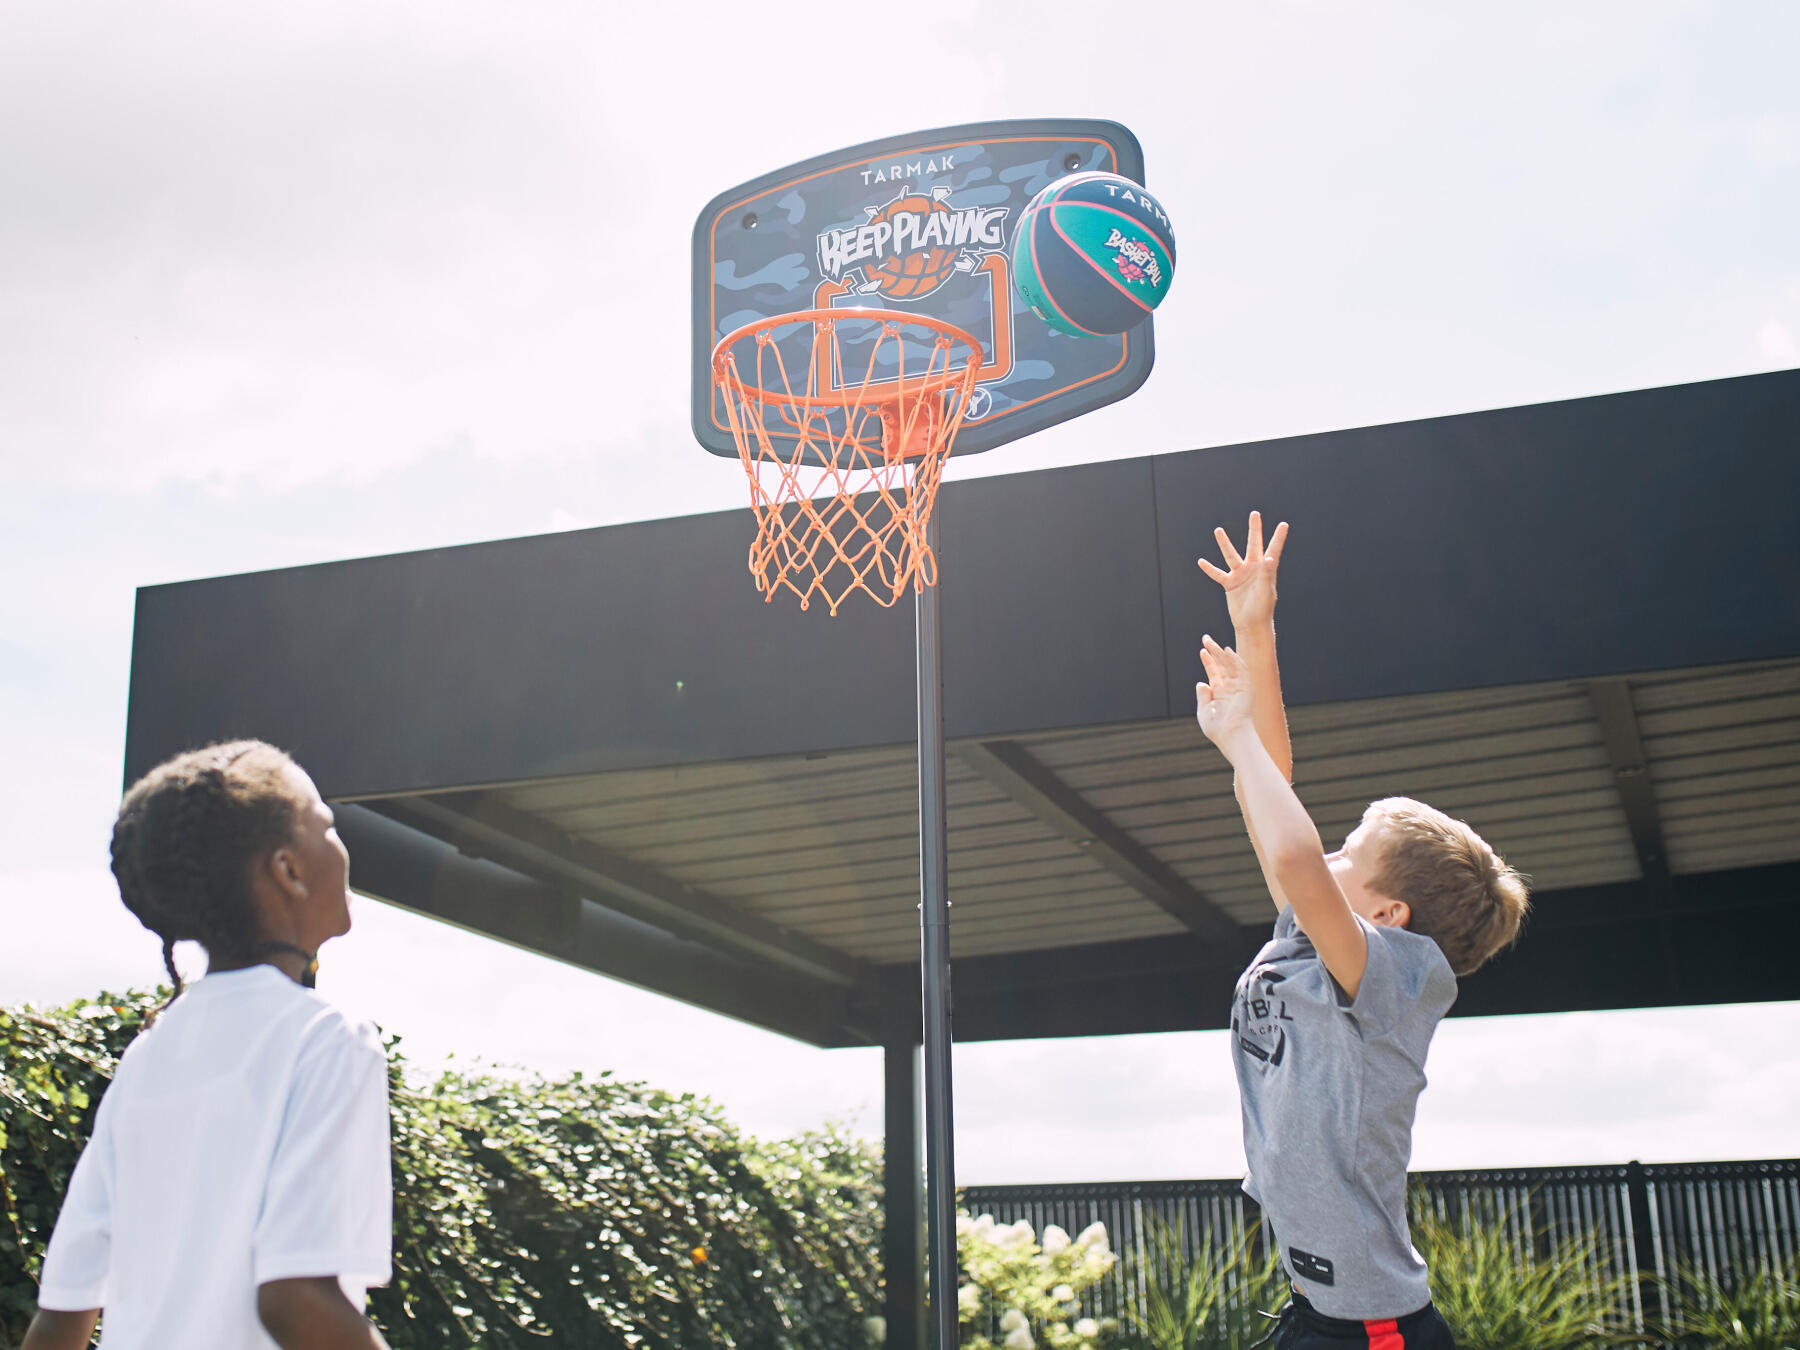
[264,844,307,903]
[1373,898,1411,929]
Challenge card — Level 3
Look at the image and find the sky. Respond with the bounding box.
[2,0,1798,1183]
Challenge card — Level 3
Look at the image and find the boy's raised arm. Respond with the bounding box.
[1199,512,1294,912]
[1196,637,1369,998]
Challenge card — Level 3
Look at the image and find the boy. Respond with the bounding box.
[1195,513,1529,1350]
[24,742,391,1350]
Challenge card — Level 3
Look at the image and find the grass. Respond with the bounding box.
[1124,1220,1285,1350]
[1658,1255,1800,1350]
[1412,1206,1646,1350]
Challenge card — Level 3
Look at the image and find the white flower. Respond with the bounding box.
[864,1315,887,1344]
[1074,1317,1099,1338]
[996,1220,1036,1247]
[1052,1284,1074,1303]
[1042,1224,1071,1254]
[958,1284,982,1318]
[1000,1308,1027,1331]
[1003,1327,1035,1350]
[956,1214,973,1237]
[1074,1221,1110,1253]
[970,1213,996,1240]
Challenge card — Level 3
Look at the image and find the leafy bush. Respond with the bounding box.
[2,989,883,1349]
[957,1212,1120,1349]
[2,995,148,1345]
[1412,1206,1644,1350]
[1121,1219,1283,1350]
[1659,1255,1800,1350]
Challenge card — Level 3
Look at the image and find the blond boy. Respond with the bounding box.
[1195,513,1529,1350]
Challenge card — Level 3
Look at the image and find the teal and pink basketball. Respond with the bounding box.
[1011,172,1176,337]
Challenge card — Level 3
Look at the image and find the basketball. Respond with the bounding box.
[1011,171,1177,337]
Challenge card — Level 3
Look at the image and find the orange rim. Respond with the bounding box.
[710,308,979,611]
[711,308,981,411]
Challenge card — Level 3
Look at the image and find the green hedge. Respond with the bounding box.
[1,991,882,1348]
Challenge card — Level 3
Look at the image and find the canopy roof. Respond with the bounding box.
[124,369,1800,1045]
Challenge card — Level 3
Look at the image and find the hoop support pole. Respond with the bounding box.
[914,508,958,1350]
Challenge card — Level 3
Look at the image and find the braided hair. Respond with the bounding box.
[110,740,310,1005]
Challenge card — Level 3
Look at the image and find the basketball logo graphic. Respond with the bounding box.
[869,193,960,299]
[815,186,1010,303]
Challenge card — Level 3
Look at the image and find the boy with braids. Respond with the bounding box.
[24,741,393,1350]
[1195,514,1530,1350]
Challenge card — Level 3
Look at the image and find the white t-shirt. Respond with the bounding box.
[37,965,393,1347]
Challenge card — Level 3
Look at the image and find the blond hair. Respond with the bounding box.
[1361,796,1530,976]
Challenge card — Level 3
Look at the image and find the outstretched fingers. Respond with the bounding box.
[1203,633,1253,682]
[1200,633,1239,676]
[1265,519,1289,564]
[1200,512,1290,587]
[1213,525,1245,569]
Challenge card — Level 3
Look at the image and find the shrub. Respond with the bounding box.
[2,989,882,1349]
[957,1212,1120,1349]
[1,995,148,1344]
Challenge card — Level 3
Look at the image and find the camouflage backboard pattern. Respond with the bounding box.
[692,119,1152,459]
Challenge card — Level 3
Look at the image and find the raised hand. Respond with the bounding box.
[1195,634,1257,753]
[1197,510,1289,631]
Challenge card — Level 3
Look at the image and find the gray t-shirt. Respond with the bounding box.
[1231,907,1457,1319]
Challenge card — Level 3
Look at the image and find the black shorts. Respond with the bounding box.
[1265,1289,1455,1349]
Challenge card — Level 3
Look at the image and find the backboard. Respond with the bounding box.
[692,119,1152,460]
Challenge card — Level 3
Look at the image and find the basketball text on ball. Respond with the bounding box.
[1098,181,1173,232]
[1105,229,1163,287]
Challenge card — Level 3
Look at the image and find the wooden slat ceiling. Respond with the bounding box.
[484,659,1800,965]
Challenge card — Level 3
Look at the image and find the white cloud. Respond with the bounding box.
[6,1,1799,495]
[0,868,159,1004]
[1747,115,1800,167]
[1417,1004,1800,1168]
[548,508,600,533]
[1758,317,1800,365]
[322,896,884,1143]
[0,0,1007,494]
[955,1001,1800,1183]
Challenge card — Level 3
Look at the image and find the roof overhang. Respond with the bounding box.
[124,370,1800,1045]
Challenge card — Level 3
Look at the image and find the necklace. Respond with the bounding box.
[254,941,319,988]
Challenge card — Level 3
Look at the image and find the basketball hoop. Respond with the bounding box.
[711,308,981,615]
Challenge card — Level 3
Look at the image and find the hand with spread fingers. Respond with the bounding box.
[1195,634,1257,752]
[1197,510,1289,632]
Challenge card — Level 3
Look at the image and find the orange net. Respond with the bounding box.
[712,308,981,615]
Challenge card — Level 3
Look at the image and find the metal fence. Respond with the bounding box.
[962,1158,1800,1335]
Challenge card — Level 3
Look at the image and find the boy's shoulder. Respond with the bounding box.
[290,991,387,1065]
[1259,908,1456,1037]
[130,971,385,1065]
[1353,916,1457,1038]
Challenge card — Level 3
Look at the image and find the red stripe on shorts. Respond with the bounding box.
[1364,1319,1404,1350]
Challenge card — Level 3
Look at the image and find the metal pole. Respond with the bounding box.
[915,507,958,1349]
[882,1018,926,1350]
